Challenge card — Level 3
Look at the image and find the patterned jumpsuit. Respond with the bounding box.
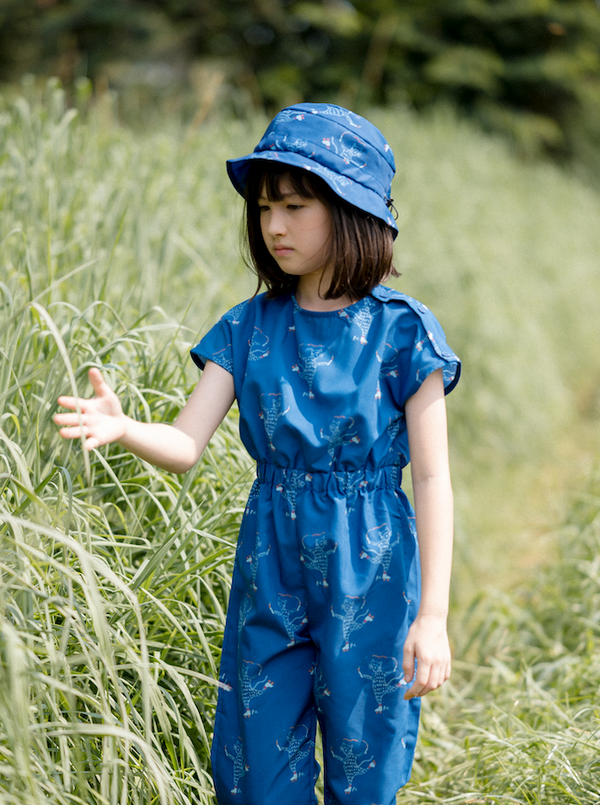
[191,285,460,805]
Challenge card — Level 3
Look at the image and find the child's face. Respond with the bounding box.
[258,178,333,285]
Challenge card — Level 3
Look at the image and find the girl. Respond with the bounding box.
[55,103,460,805]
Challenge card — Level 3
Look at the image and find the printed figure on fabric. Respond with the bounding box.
[331,595,374,653]
[223,739,248,796]
[360,524,401,582]
[301,532,337,588]
[330,738,377,795]
[240,660,274,718]
[269,593,308,647]
[358,654,407,713]
[292,343,334,398]
[276,723,316,783]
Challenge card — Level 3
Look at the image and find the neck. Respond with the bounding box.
[295,275,355,312]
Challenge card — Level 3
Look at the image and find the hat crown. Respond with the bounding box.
[254,103,395,204]
[226,102,399,236]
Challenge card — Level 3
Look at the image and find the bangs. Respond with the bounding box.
[248,162,322,203]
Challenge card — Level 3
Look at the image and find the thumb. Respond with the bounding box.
[88,367,109,395]
[402,640,415,683]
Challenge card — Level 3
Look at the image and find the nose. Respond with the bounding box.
[265,206,286,237]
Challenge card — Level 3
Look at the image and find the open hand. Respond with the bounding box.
[402,613,451,700]
[54,368,127,451]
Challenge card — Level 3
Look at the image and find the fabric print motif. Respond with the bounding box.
[375,342,399,400]
[321,132,367,168]
[321,105,361,128]
[311,164,353,197]
[320,415,360,463]
[358,655,406,713]
[211,344,234,374]
[269,593,308,647]
[238,594,253,639]
[275,469,311,520]
[259,393,290,452]
[311,665,331,712]
[332,469,368,500]
[386,416,401,445]
[292,342,334,398]
[331,595,374,652]
[330,738,376,795]
[301,532,337,588]
[274,109,306,125]
[360,524,400,582]
[276,723,315,783]
[223,302,247,326]
[248,327,270,362]
[245,536,271,591]
[223,738,248,796]
[244,479,260,517]
[338,296,379,344]
[240,660,274,718]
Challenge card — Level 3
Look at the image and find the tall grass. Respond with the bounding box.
[1,80,600,802]
[403,467,600,804]
[0,286,253,802]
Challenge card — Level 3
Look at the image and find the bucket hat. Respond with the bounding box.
[226,103,399,238]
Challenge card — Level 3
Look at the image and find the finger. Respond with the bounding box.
[405,661,451,699]
[57,425,87,440]
[404,661,433,699]
[88,367,108,395]
[56,395,84,410]
[402,642,416,684]
[54,412,85,426]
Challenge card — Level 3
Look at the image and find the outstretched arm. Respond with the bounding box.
[402,368,454,700]
[54,361,235,474]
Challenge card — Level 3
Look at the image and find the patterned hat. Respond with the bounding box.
[226,103,398,238]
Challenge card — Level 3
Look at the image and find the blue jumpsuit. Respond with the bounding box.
[191,285,460,805]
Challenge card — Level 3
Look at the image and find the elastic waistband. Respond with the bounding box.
[256,462,402,495]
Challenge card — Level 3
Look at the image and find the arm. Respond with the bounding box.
[54,361,235,474]
[402,368,454,699]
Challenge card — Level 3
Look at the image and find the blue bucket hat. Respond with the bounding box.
[226,102,399,238]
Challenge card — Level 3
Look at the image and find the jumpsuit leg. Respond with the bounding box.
[298,483,422,805]
[211,489,321,805]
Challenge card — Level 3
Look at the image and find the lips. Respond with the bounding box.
[273,244,293,257]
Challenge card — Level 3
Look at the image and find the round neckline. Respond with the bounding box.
[291,293,368,316]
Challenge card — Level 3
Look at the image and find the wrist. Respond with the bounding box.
[415,609,448,623]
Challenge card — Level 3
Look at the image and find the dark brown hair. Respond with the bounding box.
[244,162,398,299]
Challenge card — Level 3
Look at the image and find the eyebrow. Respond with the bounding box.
[257,190,302,202]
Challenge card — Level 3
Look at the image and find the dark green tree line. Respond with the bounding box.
[1,0,600,161]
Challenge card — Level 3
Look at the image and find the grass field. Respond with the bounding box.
[1,80,600,803]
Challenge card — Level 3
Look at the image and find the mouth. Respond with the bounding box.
[273,244,293,257]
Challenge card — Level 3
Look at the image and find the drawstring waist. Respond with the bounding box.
[255,461,402,496]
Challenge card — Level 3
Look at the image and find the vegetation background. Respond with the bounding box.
[1,1,600,803]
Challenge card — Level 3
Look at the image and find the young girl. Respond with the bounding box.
[55,103,460,805]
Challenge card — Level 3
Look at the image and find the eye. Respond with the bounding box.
[286,203,303,211]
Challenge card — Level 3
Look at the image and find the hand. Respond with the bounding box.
[402,613,451,700]
[54,368,128,451]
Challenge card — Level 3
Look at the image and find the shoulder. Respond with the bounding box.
[220,292,290,326]
[371,284,428,315]
[371,285,457,362]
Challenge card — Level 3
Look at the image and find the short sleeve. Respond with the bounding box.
[399,299,460,407]
[190,316,234,374]
[370,287,460,409]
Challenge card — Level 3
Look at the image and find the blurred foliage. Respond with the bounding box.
[1,0,600,167]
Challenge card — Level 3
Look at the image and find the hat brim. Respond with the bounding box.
[227,151,399,238]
